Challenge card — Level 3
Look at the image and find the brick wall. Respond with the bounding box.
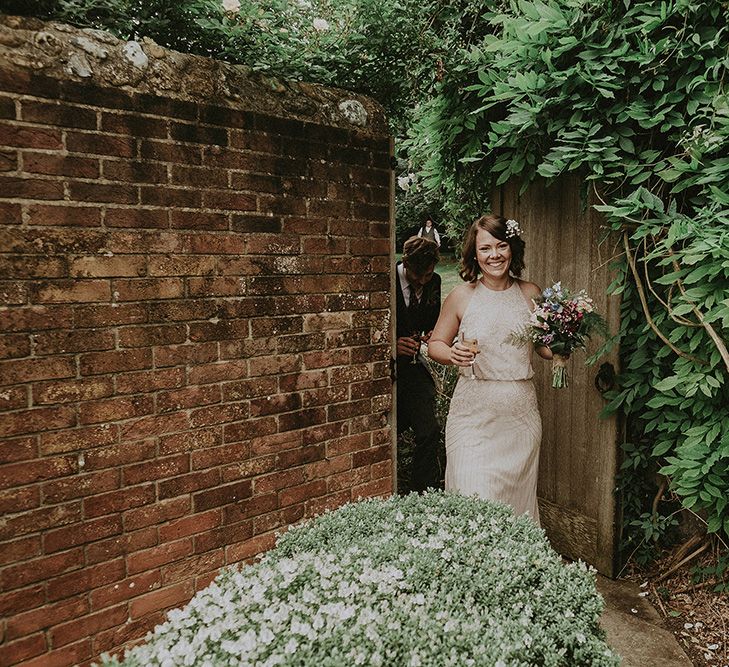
[0,16,393,666]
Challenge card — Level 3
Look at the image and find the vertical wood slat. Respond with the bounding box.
[495,175,620,576]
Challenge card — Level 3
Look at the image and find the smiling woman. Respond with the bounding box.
[427,214,553,523]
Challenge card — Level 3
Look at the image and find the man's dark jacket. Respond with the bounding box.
[395,261,441,366]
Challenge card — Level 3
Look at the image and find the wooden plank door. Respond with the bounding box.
[495,176,622,576]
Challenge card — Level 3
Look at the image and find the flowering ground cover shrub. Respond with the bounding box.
[102,493,619,666]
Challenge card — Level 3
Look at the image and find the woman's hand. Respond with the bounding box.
[450,340,477,367]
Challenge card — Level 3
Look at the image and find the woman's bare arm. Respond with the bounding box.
[428,284,476,367]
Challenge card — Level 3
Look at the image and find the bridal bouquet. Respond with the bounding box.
[509,282,607,388]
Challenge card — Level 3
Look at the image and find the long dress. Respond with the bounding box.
[444,281,542,523]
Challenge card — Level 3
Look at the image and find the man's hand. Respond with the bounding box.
[397,336,420,357]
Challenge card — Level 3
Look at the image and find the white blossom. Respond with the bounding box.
[312,18,330,31]
[222,0,240,12]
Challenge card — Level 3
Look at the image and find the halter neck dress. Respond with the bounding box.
[445,280,542,523]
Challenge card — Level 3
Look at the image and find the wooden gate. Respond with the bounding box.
[495,176,622,576]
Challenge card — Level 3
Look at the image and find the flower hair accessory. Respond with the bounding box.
[505,219,522,238]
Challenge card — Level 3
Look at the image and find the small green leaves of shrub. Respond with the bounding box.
[101,493,619,666]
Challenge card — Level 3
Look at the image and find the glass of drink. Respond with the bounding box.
[459,331,479,379]
[410,331,423,364]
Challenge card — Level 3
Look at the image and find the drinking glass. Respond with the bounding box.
[460,331,479,379]
[410,331,423,364]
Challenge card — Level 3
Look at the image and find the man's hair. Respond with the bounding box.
[402,236,440,273]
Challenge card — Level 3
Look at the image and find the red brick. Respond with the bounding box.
[69,255,147,277]
[353,477,392,499]
[0,283,27,307]
[189,402,248,428]
[40,423,117,456]
[276,443,325,469]
[140,185,201,208]
[0,452,76,489]
[193,479,252,512]
[0,502,81,541]
[278,407,327,433]
[159,509,221,542]
[221,376,277,403]
[302,422,348,446]
[68,180,138,204]
[127,538,193,576]
[0,547,84,592]
[86,525,158,565]
[254,503,305,535]
[0,436,37,464]
[148,255,217,278]
[90,570,161,610]
[158,469,220,500]
[84,484,155,518]
[52,604,128,648]
[306,490,352,518]
[157,385,221,414]
[0,357,75,385]
[225,531,276,564]
[352,444,391,468]
[23,152,99,179]
[0,634,47,666]
[92,613,164,659]
[0,122,62,149]
[21,639,92,667]
[78,395,154,425]
[34,328,115,355]
[0,535,41,566]
[170,210,228,231]
[0,385,27,411]
[114,278,183,300]
[118,324,186,348]
[153,342,218,367]
[25,204,99,229]
[123,454,189,486]
[161,551,224,586]
[223,493,278,525]
[193,521,252,555]
[187,360,248,384]
[158,427,221,455]
[105,207,168,228]
[66,131,136,157]
[190,441,248,470]
[221,415,276,443]
[0,484,39,513]
[47,558,125,602]
[73,302,147,327]
[80,348,151,375]
[31,278,111,303]
[0,584,44,618]
[120,413,188,441]
[279,479,327,507]
[115,367,185,394]
[42,468,120,504]
[129,580,195,620]
[0,305,73,333]
[140,139,202,164]
[301,385,348,407]
[6,596,88,642]
[84,438,155,470]
[188,319,249,343]
[103,158,167,183]
[124,496,190,530]
[34,377,114,405]
[44,515,123,553]
[254,468,306,495]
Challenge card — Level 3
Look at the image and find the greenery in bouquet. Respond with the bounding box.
[101,493,619,667]
[510,282,608,388]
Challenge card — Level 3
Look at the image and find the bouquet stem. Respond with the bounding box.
[551,354,569,388]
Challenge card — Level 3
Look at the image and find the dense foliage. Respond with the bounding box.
[103,493,618,666]
[9,0,728,563]
[408,0,729,560]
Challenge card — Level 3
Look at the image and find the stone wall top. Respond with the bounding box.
[0,14,389,136]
